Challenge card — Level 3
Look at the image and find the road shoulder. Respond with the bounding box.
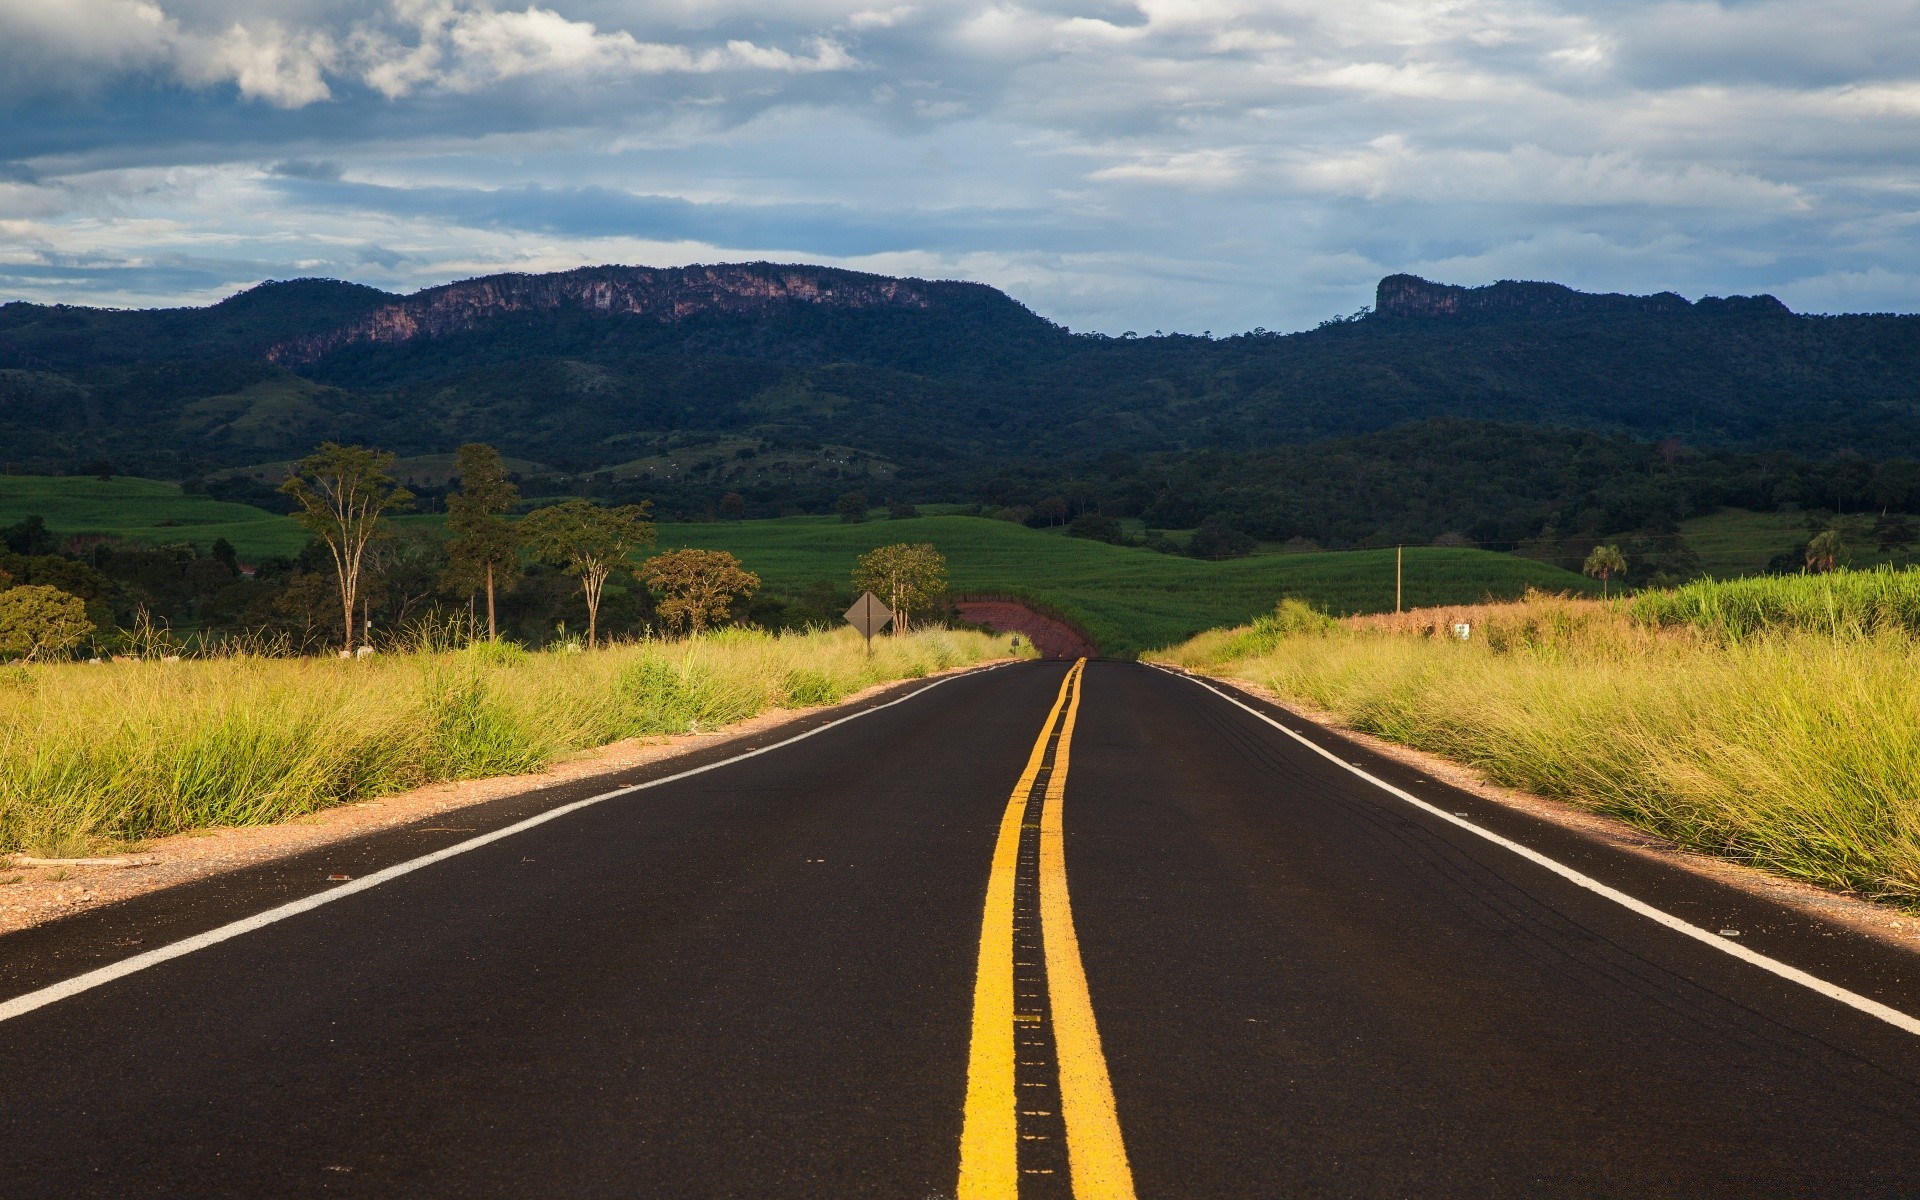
[1171,666,1920,957]
[0,659,1012,960]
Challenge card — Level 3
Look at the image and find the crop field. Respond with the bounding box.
[1158,570,1920,904]
[0,476,307,558]
[649,516,1597,656]
[1676,507,1913,576]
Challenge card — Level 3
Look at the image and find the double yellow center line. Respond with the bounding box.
[959,660,1136,1199]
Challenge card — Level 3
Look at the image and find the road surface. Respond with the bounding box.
[7,660,1920,1196]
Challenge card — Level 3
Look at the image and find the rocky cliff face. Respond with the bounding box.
[267,262,946,364]
[1373,274,1789,321]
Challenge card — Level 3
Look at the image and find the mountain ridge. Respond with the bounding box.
[3,264,1919,486]
[1373,274,1794,321]
[263,262,1024,364]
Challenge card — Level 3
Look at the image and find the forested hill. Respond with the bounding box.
[1,265,1918,479]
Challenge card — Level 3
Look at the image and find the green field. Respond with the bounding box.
[0,476,311,557]
[648,515,1595,655]
[1,476,1596,654]
[1677,508,1915,576]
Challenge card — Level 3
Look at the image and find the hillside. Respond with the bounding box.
[3,267,1919,487]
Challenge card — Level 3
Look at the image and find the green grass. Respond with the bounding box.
[1159,582,1920,904]
[0,626,1013,856]
[649,516,1596,656]
[1629,566,1920,638]
[1677,508,1914,576]
[0,476,309,558]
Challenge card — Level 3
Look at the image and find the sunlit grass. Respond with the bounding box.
[0,626,1014,856]
[1156,578,1920,903]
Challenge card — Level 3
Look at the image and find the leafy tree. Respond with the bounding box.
[280,443,413,653]
[1874,513,1916,559]
[519,499,655,647]
[2,516,56,557]
[836,491,870,523]
[1583,544,1628,596]
[719,492,747,520]
[1067,513,1126,544]
[1805,529,1844,573]
[640,548,760,635]
[1188,521,1255,560]
[0,585,93,660]
[888,501,920,520]
[853,542,947,635]
[443,443,522,639]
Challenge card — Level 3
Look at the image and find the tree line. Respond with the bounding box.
[0,442,954,661]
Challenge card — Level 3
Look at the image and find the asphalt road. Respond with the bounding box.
[8,660,1920,1196]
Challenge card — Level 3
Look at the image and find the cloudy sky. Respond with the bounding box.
[1,0,1917,333]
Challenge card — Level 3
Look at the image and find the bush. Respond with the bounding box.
[1220,598,1334,657]
[836,491,870,523]
[1188,520,1256,560]
[0,585,94,661]
[1067,513,1127,544]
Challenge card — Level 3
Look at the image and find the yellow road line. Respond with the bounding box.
[959,663,1080,1199]
[959,659,1133,1199]
[1040,662,1136,1200]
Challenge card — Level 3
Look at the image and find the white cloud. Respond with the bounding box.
[191,22,339,106]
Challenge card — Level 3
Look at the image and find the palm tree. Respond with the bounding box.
[1583,544,1627,598]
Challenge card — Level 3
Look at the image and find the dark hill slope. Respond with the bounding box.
[1,267,1917,475]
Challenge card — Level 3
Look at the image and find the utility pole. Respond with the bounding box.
[1396,544,1403,613]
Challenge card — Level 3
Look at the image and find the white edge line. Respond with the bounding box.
[0,664,1006,1026]
[1153,664,1920,1038]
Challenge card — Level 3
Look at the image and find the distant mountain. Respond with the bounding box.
[2,264,1918,490]
[1372,273,1790,321]
[265,263,1022,365]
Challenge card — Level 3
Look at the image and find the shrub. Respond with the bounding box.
[1188,520,1256,560]
[0,585,94,661]
[1067,514,1127,544]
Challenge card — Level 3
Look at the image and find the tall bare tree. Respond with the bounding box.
[444,443,522,639]
[519,499,655,647]
[853,542,947,635]
[281,443,413,654]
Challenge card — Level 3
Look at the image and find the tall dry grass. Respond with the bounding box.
[1156,584,1920,902]
[1,627,1014,857]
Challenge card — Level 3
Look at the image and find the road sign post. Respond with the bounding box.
[844,591,894,656]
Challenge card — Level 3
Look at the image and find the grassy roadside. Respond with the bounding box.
[1153,578,1920,904]
[0,627,1015,858]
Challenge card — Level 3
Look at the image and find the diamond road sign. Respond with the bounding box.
[844,592,894,641]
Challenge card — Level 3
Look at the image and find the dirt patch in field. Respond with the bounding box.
[0,660,1011,937]
[954,600,1098,659]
